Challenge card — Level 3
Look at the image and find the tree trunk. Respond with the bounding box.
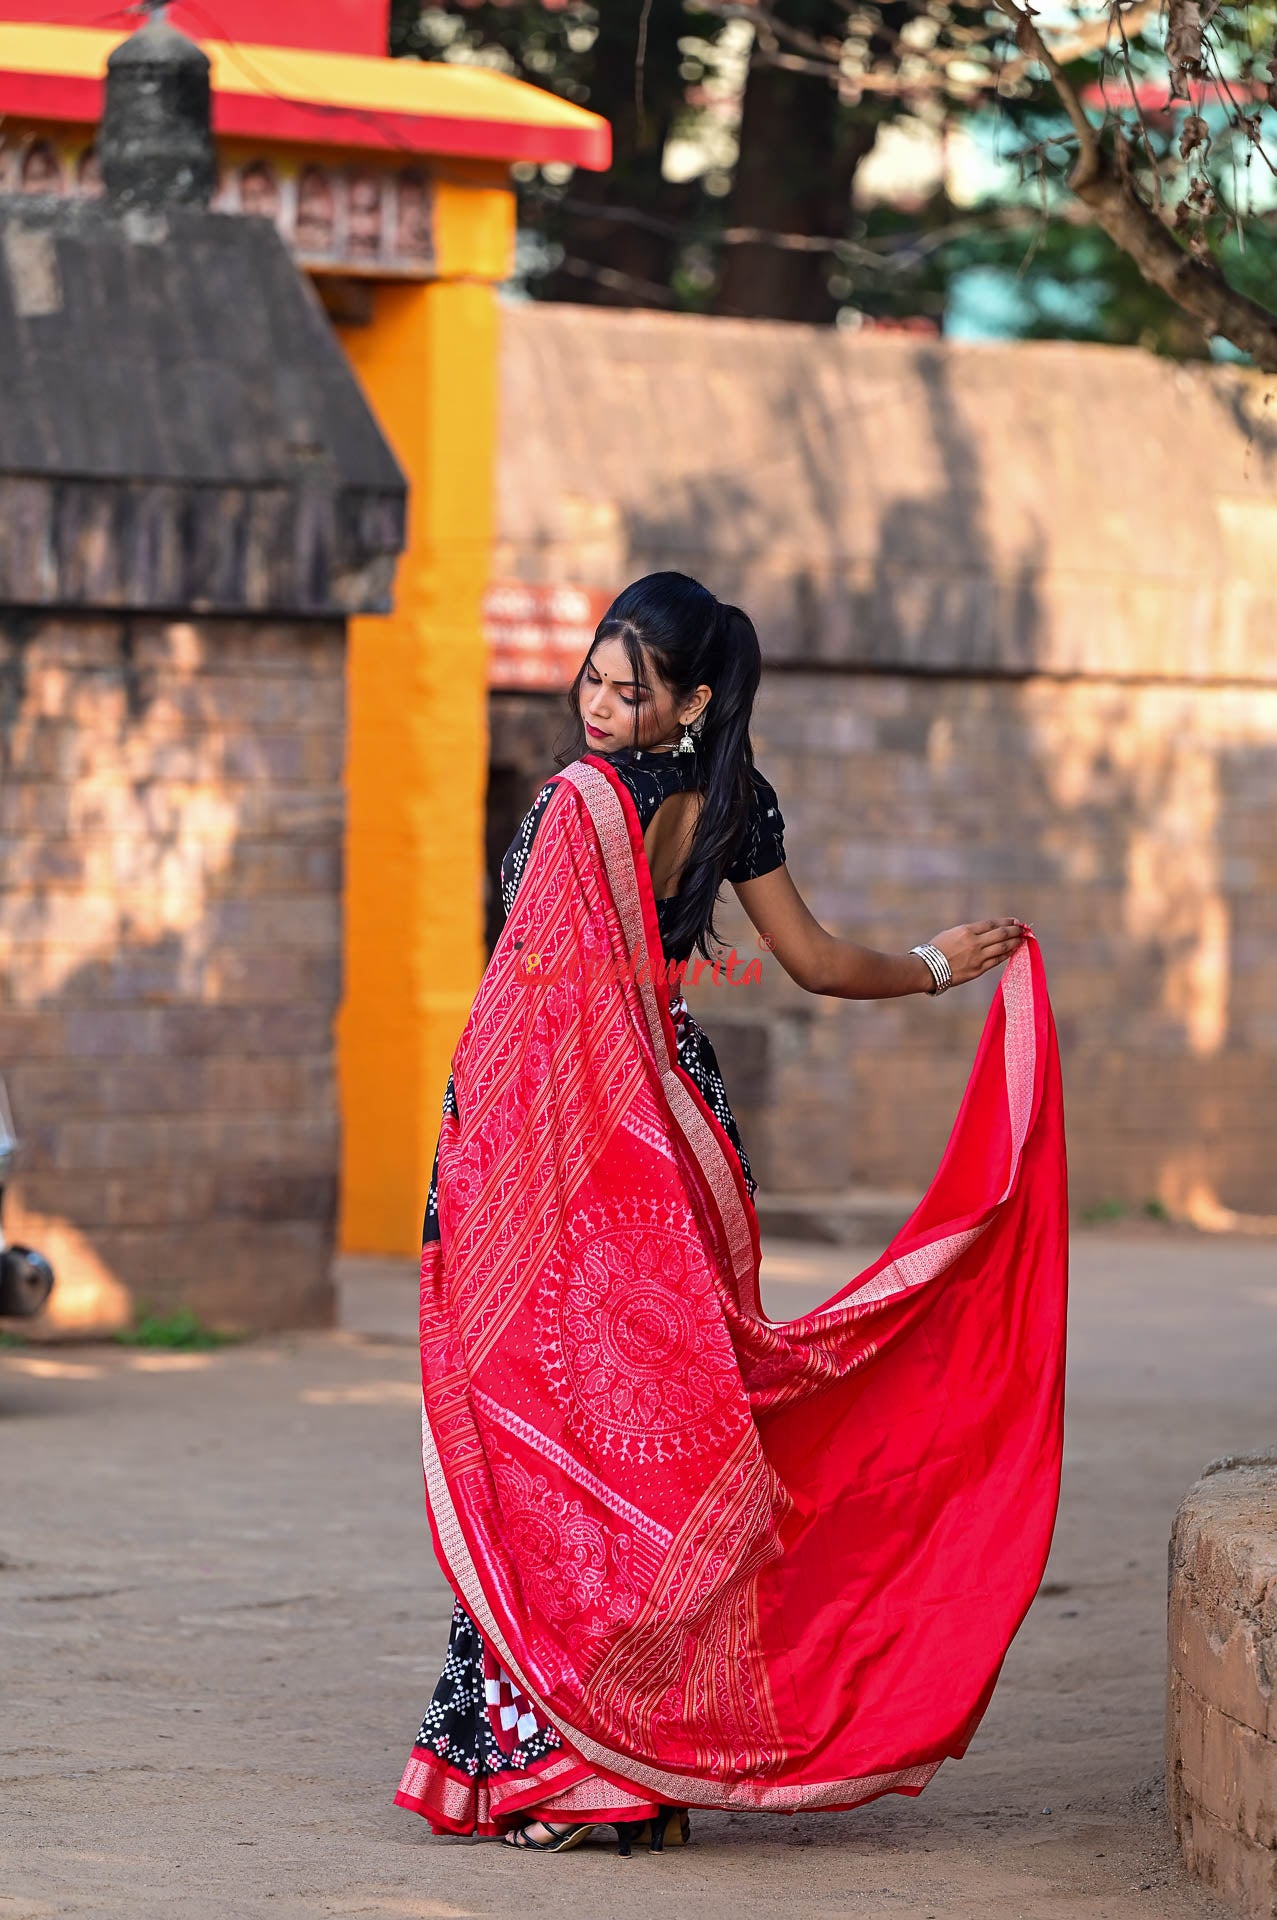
[713,1,913,323]
[537,1,691,307]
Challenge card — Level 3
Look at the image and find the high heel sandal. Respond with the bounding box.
[503,1805,691,1856]
[501,1819,598,1852]
[650,1804,691,1851]
[615,1805,691,1854]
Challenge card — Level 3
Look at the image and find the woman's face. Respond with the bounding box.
[578,637,708,754]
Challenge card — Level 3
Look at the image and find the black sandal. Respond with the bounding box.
[616,1805,691,1854]
[650,1804,691,1852]
[501,1818,598,1852]
[502,1804,691,1856]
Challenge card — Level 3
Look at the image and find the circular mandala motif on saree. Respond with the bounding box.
[492,1458,611,1623]
[538,1199,745,1460]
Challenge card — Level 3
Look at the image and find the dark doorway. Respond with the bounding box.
[485,692,569,953]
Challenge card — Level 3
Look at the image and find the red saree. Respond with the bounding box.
[406,752,1067,1822]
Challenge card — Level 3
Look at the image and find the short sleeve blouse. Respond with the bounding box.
[496,750,786,952]
[725,769,786,883]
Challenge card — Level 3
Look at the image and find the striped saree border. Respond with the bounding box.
[556,757,762,1313]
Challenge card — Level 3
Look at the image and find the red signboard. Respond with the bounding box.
[484,582,610,692]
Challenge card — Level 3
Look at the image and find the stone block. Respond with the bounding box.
[202,946,341,1005]
[157,1003,334,1058]
[214,839,343,898]
[64,1009,166,1057]
[1167,1460,1277,1917]
[1175,1797,1277,1920]
[1172,1672,1277,1846]
[0,1010,67,1061]
[210,1168,339,1226]
[220,731,310,784]
[85,1222,335,1331]
[5,1060,118,1119]
[202,896,342,951]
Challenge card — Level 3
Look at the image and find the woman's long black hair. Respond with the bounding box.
[557,572,763,961]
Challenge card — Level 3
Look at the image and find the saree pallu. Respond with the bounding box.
[400,752,1068,1827]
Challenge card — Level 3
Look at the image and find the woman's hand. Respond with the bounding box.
[930,919,1027,989]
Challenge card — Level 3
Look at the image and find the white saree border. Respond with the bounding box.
[418,764,1038,1814]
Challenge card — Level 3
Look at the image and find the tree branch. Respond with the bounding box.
[991,0,1277,369]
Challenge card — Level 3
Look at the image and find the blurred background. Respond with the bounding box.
[1,13,1274,1911]
[0,0,1274,1341]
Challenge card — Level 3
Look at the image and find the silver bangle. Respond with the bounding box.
[910,944,953,995]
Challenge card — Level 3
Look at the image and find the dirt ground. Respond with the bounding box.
[4,1227,1274,1920]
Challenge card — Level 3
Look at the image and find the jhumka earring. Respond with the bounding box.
[676,721,697,754]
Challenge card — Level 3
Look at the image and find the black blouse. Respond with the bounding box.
[498,747,787,963]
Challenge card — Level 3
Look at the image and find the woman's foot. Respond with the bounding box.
[501,1818,595,1852]
[651,1805,691,1851]
[613,1806,691,1853]
[499,1805,690,1854]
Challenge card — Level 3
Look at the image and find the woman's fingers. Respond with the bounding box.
[958,922,1025,980]
[930,919,1028,989]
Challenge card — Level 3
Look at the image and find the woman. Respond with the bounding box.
[395,573,1067,1854]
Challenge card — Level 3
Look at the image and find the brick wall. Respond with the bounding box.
[489,672,1277,1219]
[0,614,345,1334]
[692,671,1277,1218]
[489,309,1277,1226]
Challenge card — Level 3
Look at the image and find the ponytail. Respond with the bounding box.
[661,603,761,960]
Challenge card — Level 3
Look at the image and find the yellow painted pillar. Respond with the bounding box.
[336,177,514,1254]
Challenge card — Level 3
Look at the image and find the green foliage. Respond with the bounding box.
[860,193,1253,357]
[1080,1198,1128,1224]
[1078,1197,1176,1225]
[113,1309,239,1351]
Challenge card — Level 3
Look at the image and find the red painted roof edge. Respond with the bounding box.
[0,71,612,170]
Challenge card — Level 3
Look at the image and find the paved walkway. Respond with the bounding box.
[4,1228,1273,1919]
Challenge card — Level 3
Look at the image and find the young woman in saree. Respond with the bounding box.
[395,573,1068,1855]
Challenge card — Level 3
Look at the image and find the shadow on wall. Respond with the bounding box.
[640,344,1049,1200]
[523,338,1277,1224]
[850,349,1045,675]
[1021,692,1277,1227]
[0,614,344,1337]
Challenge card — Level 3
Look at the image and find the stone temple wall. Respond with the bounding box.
[710,669,1277,1220]
[490,308,1277,1222]
[0,614,345,1333]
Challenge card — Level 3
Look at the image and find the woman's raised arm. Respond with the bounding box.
[731,866,1025,1000]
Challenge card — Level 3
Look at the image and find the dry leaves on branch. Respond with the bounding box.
[1178,111,1210,158]
[1166,0,1206,98]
